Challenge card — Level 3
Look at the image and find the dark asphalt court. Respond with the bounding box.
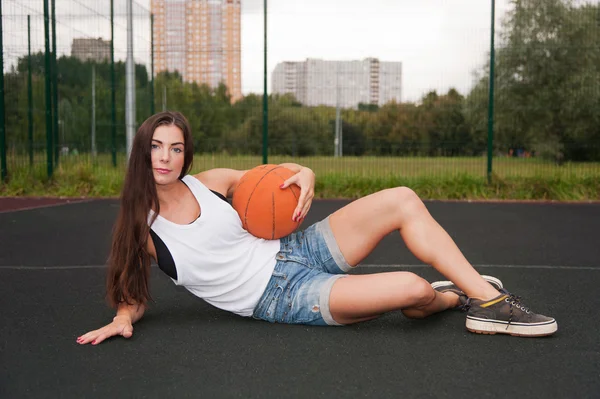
[1,199,599,398]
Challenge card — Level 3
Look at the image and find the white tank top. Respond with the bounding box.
[149,175,280,316]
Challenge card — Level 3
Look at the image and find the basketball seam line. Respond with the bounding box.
[271,192,275,240]
[269,168,301,237]
[243,165,284,233]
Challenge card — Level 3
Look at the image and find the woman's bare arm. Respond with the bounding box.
[194,168,247,198]
[78,235,151,346]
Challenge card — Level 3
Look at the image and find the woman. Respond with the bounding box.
[77,111,557,345]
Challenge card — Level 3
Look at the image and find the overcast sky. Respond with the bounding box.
[241,0,513,101]
[5,0,513,102]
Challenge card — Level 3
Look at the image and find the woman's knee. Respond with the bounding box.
[401,272,436,308]
[400,276,436,319]
[379,187,426,225]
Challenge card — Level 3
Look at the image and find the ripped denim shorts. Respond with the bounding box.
[252,216,352,326]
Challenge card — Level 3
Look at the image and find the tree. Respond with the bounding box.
[466,0,600,161]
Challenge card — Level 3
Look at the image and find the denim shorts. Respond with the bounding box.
[252,216,352,326]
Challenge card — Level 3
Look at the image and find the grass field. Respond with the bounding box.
[2,153,599,200]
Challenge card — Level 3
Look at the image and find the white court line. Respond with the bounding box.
[0,265,109,270]
[0,199,95,214]
[0,264,598,271]
[360,264,600,271]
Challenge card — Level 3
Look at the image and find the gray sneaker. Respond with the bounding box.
[465,289,557,337]
[431,275,503,309]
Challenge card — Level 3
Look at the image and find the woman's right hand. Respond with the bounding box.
[76,315,134,345]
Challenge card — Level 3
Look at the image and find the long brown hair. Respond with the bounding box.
[106,111,194,308]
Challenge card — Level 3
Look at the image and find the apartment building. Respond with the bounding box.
[152,0,242,102]
[272,58,402,108]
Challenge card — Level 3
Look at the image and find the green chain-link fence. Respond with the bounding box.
[1,0,599,197]
[1,0,151,181]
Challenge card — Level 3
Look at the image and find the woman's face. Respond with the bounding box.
[151,124,186,186]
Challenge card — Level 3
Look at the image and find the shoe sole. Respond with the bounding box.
[466,316,558,337]
[431,275,503,291]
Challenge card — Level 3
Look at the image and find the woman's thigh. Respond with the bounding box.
[329,271,435,324]
[328,187,424,266]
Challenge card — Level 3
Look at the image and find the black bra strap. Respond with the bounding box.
[210,189,228,203]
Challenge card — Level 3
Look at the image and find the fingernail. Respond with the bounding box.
[279,184,284,188]
[92,340,97,345]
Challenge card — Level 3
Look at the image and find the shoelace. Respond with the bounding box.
[462,292,532,329]
[459,298,472,312]
[504,293,531,329]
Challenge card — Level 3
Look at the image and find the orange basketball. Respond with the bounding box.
[232,164,302,240]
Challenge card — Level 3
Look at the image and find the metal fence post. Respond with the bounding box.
[43,0,54,178]
[262,0,268,165]
[51,0,59,164]
[28,15,33,167]
[125,0,136,159]
[487,0,496,183]
[0,0,6,182]
[110,0,117,167]
[150,13,155,116]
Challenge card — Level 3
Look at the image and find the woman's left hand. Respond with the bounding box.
[280,167,315,222]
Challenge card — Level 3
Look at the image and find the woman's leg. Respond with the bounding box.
[329,272,462,324]
[327,187,501,324]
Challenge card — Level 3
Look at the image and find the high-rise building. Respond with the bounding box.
[152,0,242,102]
[272,58,402,108]
[71,38,111,63]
